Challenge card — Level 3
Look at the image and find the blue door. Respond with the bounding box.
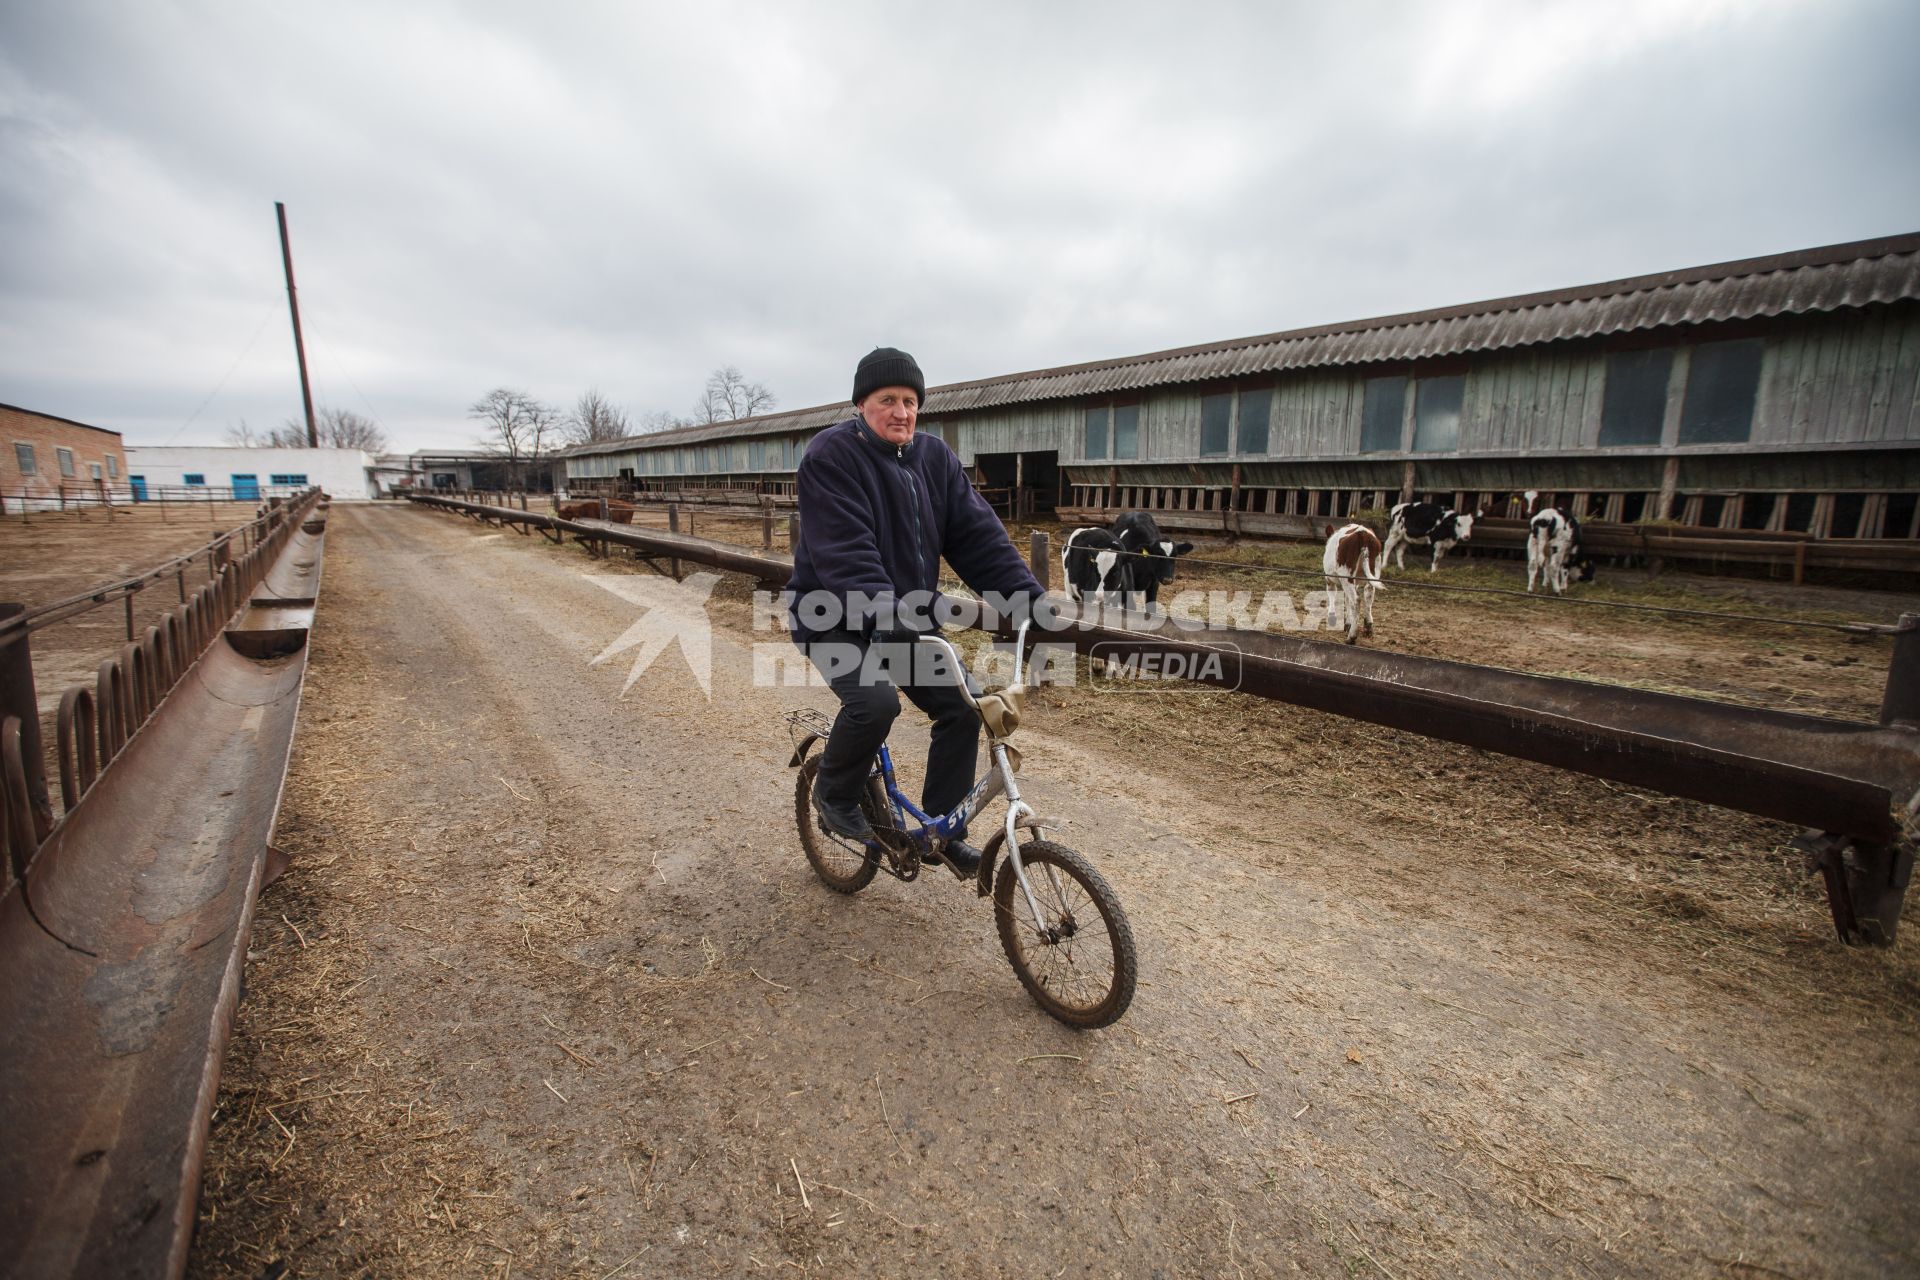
[129,476,148,502]
[230,474,260,500]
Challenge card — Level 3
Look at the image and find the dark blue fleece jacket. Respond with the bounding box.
[786,418,1044,643]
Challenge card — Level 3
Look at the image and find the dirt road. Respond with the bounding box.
[193,503,1920,1278]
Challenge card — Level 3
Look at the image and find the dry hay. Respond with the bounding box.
[190,505,1920,1278]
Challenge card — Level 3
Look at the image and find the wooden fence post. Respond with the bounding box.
[1883,614,1920,726]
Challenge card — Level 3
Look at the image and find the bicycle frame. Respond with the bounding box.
[866,621,1051,926]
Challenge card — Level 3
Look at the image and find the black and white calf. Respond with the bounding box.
[1382,501,1475,572]
[1322,522,1384,644]
[1061,527,1131,605]
[1110,511,1194,612]
[1526,508,1595,594]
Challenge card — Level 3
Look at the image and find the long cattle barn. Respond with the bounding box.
[556,232,1920,568]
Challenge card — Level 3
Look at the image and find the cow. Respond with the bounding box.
[1382,501,1475,572]
[1109,511,1194,612]
[555,500,601,520]
[1061,527,1131,606]
[1322,522,1384,644]
[1526,508,1597,594]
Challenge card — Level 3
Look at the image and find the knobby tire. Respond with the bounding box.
[993,839,1137,1028]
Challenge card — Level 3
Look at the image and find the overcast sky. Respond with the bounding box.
[3,0,1916,453]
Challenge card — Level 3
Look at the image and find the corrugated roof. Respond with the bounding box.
[557,232,1920,458]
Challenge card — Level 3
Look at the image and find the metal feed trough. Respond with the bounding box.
[411,492,1920,947]
[0,492,327,1279]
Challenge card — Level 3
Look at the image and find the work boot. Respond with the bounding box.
[934,838,982,878]
[813,789,874,842]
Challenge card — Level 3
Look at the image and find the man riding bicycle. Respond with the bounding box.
[786,346,1046,876]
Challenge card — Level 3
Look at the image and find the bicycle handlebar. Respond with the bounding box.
[912,618,1032,708]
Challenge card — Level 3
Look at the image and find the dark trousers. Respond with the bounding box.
[804,630,980,836]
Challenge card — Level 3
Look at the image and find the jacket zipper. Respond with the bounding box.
[896,445,928,594]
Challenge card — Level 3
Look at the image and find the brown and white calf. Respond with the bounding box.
[1322,522,1384,644]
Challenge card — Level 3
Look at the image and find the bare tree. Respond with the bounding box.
[315,407,388,451]
[469,388,560,489]
[635,408,693,434]
[564,389,631,445]
[245,406,388,450]
[695,365,776,424]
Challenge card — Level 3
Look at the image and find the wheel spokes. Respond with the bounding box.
[1014,912,1117,1009]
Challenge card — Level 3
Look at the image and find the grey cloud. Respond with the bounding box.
[2,0,1916,449]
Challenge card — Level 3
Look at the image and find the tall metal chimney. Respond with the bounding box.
[276,202,318,447]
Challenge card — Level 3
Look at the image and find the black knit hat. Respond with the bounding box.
[852,347,925,407]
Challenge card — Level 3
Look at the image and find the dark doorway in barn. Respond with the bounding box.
[973,451,1060,519]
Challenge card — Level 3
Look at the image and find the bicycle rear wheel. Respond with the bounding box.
[993,840,1136,1028]
[795,756,885,893]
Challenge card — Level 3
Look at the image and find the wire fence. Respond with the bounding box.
[424,491,1910,637]
[1138,546,1905,634]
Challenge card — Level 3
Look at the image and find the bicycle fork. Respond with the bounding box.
[985,740,1053,930]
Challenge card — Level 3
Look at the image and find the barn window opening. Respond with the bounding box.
[1885,493,1919,539]
[1113,404,1139,459]
[106,454,119,478]
[89,463,103,480]
[1679,338,1764,445]
[1412,376,1464,452]
[1599,348,1672,447]
[1696,494,1728,528]
[57,447,76,477]
[1360,376,1406,453]
[1782,493,1817,533]
[14,443,36,474]
[1739,494,1776,530]
[184,473,206,486]
[1619,492,1648,523]
[1827,493,1866,539]
[1084,406,1108,459]
[269,473,309,486]
[1200,393,1232,457]
[1236,387,1271,455]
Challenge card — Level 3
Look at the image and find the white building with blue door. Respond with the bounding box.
[121,447,379,501]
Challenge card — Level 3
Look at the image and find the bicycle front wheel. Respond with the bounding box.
[993,839,1136,1028]
[795,756,883,893]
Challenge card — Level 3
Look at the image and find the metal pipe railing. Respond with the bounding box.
[0,489,325,894]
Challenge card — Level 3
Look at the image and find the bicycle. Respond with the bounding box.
[784,620,1137,1029]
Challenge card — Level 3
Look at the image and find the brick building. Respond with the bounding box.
[1,403,127,507]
